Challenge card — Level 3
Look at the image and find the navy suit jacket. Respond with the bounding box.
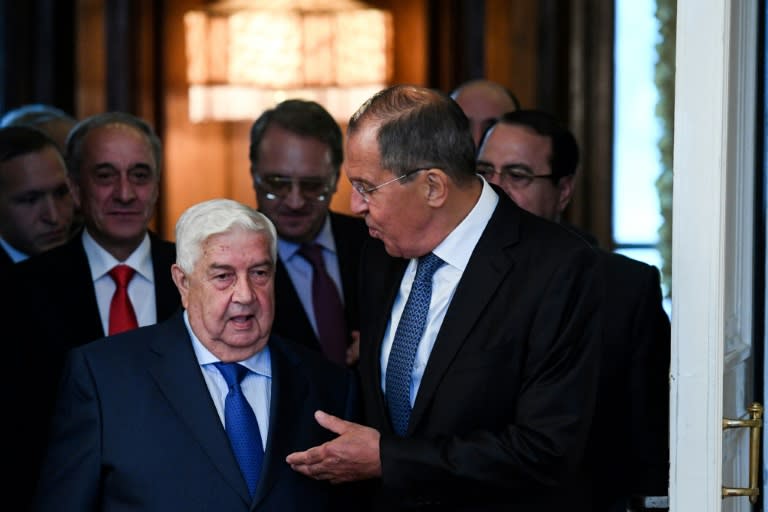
[32,312,365,511]
[358,192,603,511]
[2,231,180,503]
[271,211,368,355]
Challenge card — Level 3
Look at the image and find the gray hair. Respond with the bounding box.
[0,103,76,127]
[66,112,162,180]
[348,85,476,186]
[175,198,277,273]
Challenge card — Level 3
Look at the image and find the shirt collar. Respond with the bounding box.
[81,229,154,282]
[183,310,272,379]
[432,178,498,272]
[277,214,336,262]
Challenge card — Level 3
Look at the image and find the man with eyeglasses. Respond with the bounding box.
[286,85,603,511]
[249,99,369,367]
[477,109,671,512]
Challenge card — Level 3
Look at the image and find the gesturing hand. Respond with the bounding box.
[286,410,382,483]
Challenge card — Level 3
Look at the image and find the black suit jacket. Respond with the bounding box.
[32,312,365,511]
[271,212,368,354]
[358,192,603,511]
[585,251,670,511]
[0,245,13,275]
[2,231,180,504]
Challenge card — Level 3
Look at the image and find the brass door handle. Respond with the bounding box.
[722,402,763,504]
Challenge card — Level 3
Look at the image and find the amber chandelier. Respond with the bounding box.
[184,0,393,122]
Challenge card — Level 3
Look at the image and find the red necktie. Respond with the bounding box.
[108,265,138,335]
[298,243,347,365]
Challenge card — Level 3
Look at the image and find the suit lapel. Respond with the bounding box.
[148,234,180,322]
[251,338,308,509]
[0,246,13,271]
[328,212,363,319]
[274,257,317,345]
[361,249,409,427]
[409,196,522,431]
[66,237,108,341]
[146,313,252,505]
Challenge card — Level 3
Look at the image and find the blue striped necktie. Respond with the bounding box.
[385,252,444,436]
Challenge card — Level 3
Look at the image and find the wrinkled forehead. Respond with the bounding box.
[81,123,157,168]
[345,123,382,166]
[484,122,551,154]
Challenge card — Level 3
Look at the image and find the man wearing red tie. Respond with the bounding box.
[2,112,180,502]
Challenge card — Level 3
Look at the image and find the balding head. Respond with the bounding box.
[450,79,520,147]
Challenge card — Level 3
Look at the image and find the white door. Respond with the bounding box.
[670,1,760,511]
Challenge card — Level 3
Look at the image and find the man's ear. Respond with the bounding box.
[425,168,448,206]
[249,165,258,188]
[171,264,190,308]
[69,178,81,209]
[556,174,576,215]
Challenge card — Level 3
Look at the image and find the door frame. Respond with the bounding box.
[671,0,758,510]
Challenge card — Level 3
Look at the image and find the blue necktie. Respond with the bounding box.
[214,362,264,497]
[385,252,445,436]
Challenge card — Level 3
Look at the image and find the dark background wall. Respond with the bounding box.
[0,0,615,245]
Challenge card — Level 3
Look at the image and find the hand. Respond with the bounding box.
[346,330,360,366]
[286,410,382,483]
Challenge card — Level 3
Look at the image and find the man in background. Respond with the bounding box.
[2,104,82,236]
[1,103,77,152]
[4,111,180,501]
[249,99,368,366]
[0,125,73,271]
[476,109,670,511]
[450,78,520,146]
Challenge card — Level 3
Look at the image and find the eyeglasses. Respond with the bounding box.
[253,174,335,202]
[475,165,555,189]
[349,168,429,204]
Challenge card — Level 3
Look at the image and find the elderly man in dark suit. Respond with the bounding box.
[286,85,603,511]
[33,198,366,511]
[476,109,671,511]
[3,112,180,503]
[249,99,368,367]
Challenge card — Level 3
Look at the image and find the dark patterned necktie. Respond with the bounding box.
[108,264,138,335]
[214,362,264,497]
[385,252,445,436]
[297,243,347,365]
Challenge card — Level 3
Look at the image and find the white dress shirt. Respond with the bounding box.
[277,216,344,336]
[82,230,157,334]
[185,310,272,448]
[380,179,499,405]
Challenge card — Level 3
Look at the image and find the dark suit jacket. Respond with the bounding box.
[358,192,603,511]
[2,231,180,503]
[585,252,670,511]
[271,211,368,355]
[32,312,365,511]
[0,245,13,269]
